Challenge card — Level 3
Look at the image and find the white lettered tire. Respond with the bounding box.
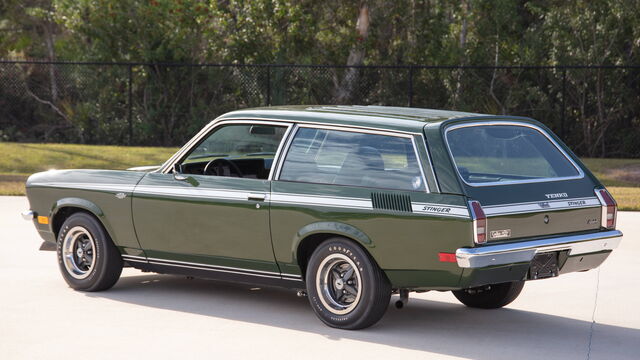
[305,237,391,329]
[56,212,123,291]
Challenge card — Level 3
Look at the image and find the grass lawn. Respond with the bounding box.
[0,142,177,197]
[1,142,639,210]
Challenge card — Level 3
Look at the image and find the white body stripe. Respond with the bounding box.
[272,193,470,218]
[411,203,469,218]
[34,183,600,219]
[483,197,601,216]
[121,254,147,261]
[270,193,373,209]
[122,255,303,280]
[134,185,256,201]
[147,257,281,275]
[30,182,136,193]
[33,182,471,218]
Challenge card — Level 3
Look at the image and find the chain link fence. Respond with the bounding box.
[1,60,639,157]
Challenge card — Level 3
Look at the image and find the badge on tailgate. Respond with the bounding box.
[490,229,512,239]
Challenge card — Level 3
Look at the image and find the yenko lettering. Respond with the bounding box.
[545,192,568,199]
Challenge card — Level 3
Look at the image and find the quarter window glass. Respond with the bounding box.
[446,125,580,185]
[279,128,425,191]
[179,124,287,179]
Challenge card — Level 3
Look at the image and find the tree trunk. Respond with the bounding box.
[334,3,370,104]
[452,0,469,108]
[43,7,58,102]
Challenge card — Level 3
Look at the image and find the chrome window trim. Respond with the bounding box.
[267,124,294,180]
[160,119,293,181]
[273,123,430,193]
[219,116,423,136]
[412,136,429,193]
[444,121,585,187]
[158,123,213,174]
[295,123,419,138]
[272,124,299,181]
[416,135,441,193]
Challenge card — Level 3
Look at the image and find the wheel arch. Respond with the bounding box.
[50,198,112,242]
[293,221,375,277]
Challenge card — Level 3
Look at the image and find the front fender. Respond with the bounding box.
[49,197,113,241]
[51,197,104,220]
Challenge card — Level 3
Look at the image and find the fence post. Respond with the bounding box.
[128,64,133,145]
[408,66,414,107]
[266,66,271,106]
[561,69,566,140]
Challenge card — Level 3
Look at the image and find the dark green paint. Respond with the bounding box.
[24,106,615,291]
[270,180,470,287]
[26,169,145,251]
[487,207,601,241]
[132,172,278,273]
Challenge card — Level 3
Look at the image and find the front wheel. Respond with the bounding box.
[452,281,525,309]
[305,238,391,330]
[56,212,123,291]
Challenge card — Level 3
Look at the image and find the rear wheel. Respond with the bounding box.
[56,212,123,291]
[452,281,525,309]
[305,237,391,330]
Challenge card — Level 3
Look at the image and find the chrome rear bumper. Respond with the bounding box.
[456,230,622,268]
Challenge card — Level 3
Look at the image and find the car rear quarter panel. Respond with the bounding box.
[270,181,473,289]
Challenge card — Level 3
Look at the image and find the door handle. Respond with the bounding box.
[247,193,267,201]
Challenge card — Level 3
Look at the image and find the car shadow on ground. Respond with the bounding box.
[87,273,640,360]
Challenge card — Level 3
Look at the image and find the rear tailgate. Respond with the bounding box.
[467,181,602,242]
[443,120,605,242]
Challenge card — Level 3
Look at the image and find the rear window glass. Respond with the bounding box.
[279,128,425,191]
[446,124,581,185]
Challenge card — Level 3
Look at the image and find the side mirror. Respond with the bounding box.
[172,163,187,181]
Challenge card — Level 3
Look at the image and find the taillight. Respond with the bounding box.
[469,200,487,244]
[595,189,617,229]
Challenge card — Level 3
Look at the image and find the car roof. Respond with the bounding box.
[217,105,532,133]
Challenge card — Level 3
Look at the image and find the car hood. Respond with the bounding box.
[26,169,147,189]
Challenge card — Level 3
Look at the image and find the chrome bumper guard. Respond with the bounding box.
[21,210,35,221]
[456,230,623,268]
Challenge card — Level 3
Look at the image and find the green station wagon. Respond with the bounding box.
[23,106,623,329]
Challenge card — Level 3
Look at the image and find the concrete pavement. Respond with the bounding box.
[1,196,638,359]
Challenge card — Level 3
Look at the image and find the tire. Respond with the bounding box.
[305,237,391,330]
[452,281,525,309]
[56,212,123,291]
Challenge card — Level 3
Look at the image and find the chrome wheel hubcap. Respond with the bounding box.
[62,226,96,280]
[316,253,362,315]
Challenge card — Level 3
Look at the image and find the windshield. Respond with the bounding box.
[183,124,286,164]
[446,124,581,185]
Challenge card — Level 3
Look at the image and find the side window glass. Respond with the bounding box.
[179,124,286,179]
[279,128,425,191]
